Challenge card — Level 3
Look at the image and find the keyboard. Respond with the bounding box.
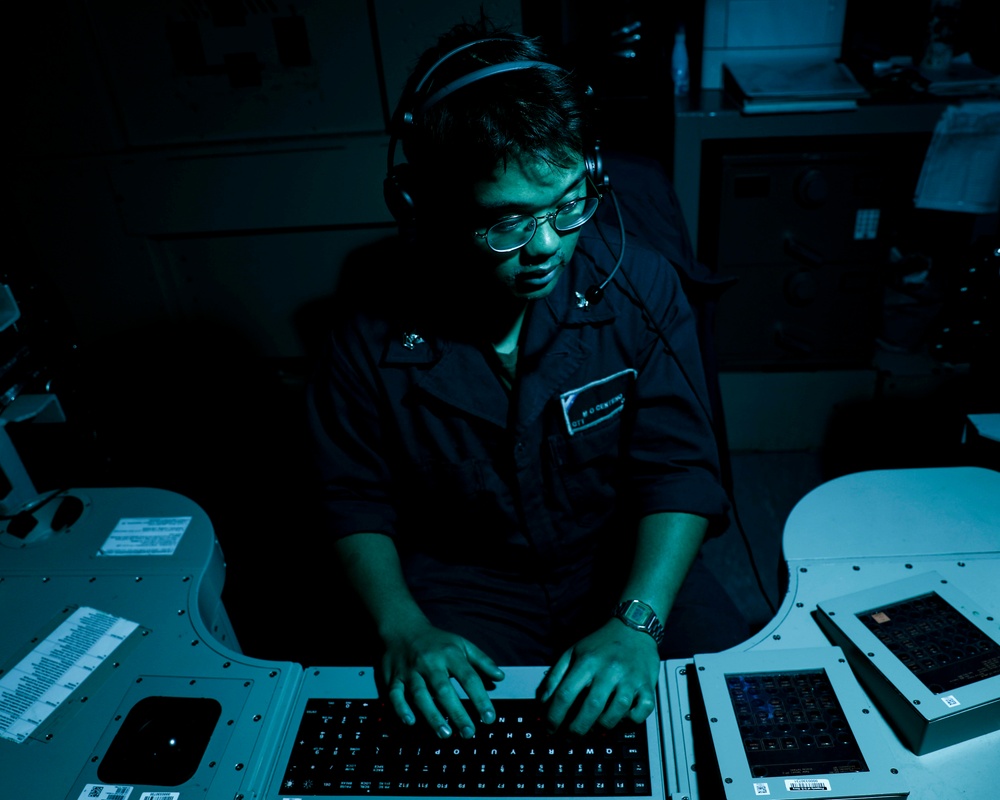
[857,591,1000,694]
[689,647,910,800]
[728,668,868,777]
[278,697,654,797]
[814,572,1000,755]
[263,665,667,800]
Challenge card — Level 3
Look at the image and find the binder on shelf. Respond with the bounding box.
[723,58,869,115]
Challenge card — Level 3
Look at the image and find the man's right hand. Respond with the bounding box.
[332,534,504,737]
[381,622,505,739]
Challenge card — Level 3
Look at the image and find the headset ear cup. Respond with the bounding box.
[579,82,606,189]
[384,162,417,224]
[586,142,608,190]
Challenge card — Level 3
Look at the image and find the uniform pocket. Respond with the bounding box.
[547,416,623,523]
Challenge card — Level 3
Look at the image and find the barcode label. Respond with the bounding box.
[139,793,180,800]
[753,783,771,795]
[942,695,961,708]
[78,785,133,800]
[786,778,832,792]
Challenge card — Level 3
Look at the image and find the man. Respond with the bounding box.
[307,20,737,741]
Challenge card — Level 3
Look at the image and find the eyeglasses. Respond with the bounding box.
[472,193,601,253]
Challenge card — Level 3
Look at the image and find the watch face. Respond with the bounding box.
[623,602,652,628]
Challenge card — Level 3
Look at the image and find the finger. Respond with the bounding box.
[466,642,506,684]
[543,655,594,732]
[408,674,458,739]
[597,683,639,730]
[382,653,417,726]
[537,649,571,705]
[626,686,657,725]
[454,646,501,727]
[433,671,483,738]
[386,678,417,726]
[566,673,617,736]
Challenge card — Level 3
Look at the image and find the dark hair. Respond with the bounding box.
[396,20,588,191]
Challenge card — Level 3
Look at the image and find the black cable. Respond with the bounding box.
[730,495,779,616]
[591,198,778,618]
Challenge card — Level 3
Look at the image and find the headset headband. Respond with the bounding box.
[384,35,603,224]
[387,37,566,179]
[411,36,519,95]
[417,61,564,115]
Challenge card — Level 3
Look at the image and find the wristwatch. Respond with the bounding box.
[613,599,665,645]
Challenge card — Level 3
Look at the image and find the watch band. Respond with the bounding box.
[613,599,665,645]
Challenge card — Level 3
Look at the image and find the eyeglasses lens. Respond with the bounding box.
[486,197,599,252]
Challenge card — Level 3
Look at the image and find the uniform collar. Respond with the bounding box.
[415,343,509,428]
[383,326,508,429]
[379,232,619,429]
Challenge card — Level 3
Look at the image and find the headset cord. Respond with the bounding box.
[591,204,779,619]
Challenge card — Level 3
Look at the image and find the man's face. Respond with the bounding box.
[465,154,588,303]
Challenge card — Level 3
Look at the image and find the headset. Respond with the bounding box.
[384,38,606,224]
[383,35,622,304]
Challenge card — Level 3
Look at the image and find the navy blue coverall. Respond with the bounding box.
[307,227,737,664]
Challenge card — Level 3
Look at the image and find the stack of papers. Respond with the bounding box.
[723,58,869,115]
[914,101,1000,214]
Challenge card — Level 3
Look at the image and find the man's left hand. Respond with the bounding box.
[537,620,659,735]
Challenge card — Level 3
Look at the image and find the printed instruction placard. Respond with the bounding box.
[0,607,138,743]
[98,517,192,556]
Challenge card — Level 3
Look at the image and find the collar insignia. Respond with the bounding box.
[402,331,425,350]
